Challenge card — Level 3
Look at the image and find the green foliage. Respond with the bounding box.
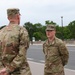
[67,21,75,39]
[23,20,75,41]
[63,26,70,39]
[23,22,34,41]
[1,20,75,41]
[56,25,62,39]
[45,20,56,25]
[23,22,47,41]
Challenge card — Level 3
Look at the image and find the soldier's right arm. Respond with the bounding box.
[43,43,45,54]
[43,42,48,56]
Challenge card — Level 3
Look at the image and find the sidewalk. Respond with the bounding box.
[28,61,75,75]
[66,44,75,46]
[30,43,75,46]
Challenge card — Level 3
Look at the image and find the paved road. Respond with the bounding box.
[28,61,75,75]
[27,44,75,70]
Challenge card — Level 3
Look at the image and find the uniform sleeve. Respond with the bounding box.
[43,43,48,56]
[58,42,69,66]
[43,43,45,54]
[6,27,30,73]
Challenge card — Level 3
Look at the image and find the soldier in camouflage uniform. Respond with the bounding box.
[43,24,69,75]
[0,8,32,75]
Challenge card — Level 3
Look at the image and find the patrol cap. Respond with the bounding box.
[7,8,20,16]
[46,24,56,31]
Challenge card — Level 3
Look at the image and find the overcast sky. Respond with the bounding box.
[0,0,75,26]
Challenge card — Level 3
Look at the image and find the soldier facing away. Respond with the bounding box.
[43,24,69,75]
[0,8,32,75]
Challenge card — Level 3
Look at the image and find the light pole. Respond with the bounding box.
[61,16,64,40]
[61,16,63,28]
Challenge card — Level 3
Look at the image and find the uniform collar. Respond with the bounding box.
[46,37,57,46]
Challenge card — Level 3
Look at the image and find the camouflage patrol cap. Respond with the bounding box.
[46,24,56,31]
[7,8,20,16]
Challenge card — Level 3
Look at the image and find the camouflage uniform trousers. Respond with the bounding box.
[44,71,65,75]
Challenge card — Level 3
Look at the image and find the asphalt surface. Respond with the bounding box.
[28,61,75,75]
[27,44,75,70]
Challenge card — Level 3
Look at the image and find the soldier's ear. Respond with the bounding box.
[17,14,20,20]
[15,14,18,18]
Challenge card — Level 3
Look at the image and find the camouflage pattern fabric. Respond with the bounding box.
[7,8,20,16]
[0,24,32,75]
[44,70,64,75]
[43,37,69,75]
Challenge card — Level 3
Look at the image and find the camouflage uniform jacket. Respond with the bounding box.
[0,24,32,75]
[43,37,69,73]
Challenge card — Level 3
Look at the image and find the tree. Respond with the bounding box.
[45,20,56,25]
[56,25,62,39]
[63,26,70,39]
[33,23,46,41]
[23,20,74,41]
[23,22,34,41]
[67,20,75,39]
